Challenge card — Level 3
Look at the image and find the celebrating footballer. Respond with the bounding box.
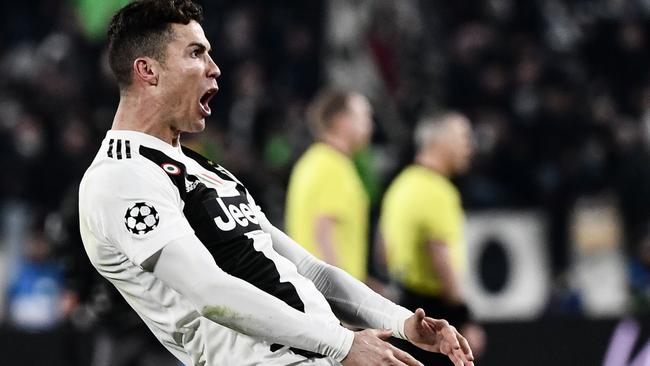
[78,0,475,365]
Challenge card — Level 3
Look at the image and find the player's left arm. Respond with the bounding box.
[257,214,474,365]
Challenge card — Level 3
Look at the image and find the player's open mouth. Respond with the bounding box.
[199,88,218,117]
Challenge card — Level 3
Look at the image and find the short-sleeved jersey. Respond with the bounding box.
[379,165,467,297]
[79,130,342,365]
[285,143,369,281]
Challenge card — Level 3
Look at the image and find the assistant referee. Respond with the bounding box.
[285,89,372,282]
[380,112,485,365]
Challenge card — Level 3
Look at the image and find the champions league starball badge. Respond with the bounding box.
[124,202,160,235]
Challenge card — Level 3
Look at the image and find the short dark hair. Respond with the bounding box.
[107,0,203,89]
[307,89,354,137]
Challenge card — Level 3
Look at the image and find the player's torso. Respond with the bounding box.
[141,142,341,360]
[143,145,328,309]
[83,131,340,363]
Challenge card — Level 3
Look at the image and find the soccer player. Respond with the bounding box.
[78,1,474,365]
[380,113,486,365]
[285,90,372,282]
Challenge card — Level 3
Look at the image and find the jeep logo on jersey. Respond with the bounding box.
[124,202,160,235]
[205,196,259,232]
[214,197,259,231]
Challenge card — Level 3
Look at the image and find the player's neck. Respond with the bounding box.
[416,153,449,177]
[111,95,181,147]
[320,133,353,156]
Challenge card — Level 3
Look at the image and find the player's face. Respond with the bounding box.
[158,21,220,133]
[345,94,374,151]
[447,116,474,174]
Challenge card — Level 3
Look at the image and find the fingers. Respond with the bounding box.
[425,318,452,333]
[440,322,462,352]
[425,319,461,348]
[389,344,423,366]
[441,340,471,366]
[414,308,426,322]
[359,329,423,366]
[375,328,394,341]
[423,318,475,366]
[446,349,467,366]
[456,330,474,361]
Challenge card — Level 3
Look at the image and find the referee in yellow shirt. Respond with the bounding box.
[285,89,372,281]
[380,112,485,364]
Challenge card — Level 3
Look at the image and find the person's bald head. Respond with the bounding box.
[415,112,474,175]
[307,89,373,153]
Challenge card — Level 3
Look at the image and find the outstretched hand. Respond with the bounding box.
[404,308,475,366]
[342,329,423,366]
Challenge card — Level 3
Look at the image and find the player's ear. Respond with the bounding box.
[133,57,159,86]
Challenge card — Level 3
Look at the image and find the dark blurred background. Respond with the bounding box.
[1,0,650,365]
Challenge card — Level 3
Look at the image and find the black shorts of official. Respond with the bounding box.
[391,286,470,366]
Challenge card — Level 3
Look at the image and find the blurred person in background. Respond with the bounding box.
[285,89,375,284]
[380,112,486,364]
[6,218,64,331]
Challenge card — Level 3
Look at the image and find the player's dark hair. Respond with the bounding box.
[107,0,203,90]
[307,89,354,137]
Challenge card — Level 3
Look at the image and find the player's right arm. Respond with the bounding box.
[153,233,422,366]
[151,232,356,360]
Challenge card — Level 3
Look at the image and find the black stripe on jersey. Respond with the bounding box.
[181,146,245,190]
[139,145,323,358]
[125,140,131,158]
[116,139,123,160]
[181,146,217,172]
[107,139,114,158]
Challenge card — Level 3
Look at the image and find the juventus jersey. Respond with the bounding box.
[79,130,348,365]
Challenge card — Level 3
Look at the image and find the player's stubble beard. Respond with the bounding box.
[159,85,207,137]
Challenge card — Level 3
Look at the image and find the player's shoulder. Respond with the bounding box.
[81,159,159,203]
[399,165,444,186]
[83,155,154,183]
[405,166,459,204]
[306,143,343,164]
[80,136,174,200]
[294,143,347,177]
[386,166,441,201]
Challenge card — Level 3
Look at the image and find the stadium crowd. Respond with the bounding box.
[1,0,650,363]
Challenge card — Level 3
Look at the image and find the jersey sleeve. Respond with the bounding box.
[256,214,414,339]
[83,160,194,266]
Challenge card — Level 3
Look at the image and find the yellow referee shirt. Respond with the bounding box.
[380,165,467,297]
[285,143,369,280]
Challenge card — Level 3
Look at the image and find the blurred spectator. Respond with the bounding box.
[6,223,64,331]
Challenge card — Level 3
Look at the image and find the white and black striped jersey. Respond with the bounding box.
[79,130,351,365]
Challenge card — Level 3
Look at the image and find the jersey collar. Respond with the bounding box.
[106,129,180,153]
